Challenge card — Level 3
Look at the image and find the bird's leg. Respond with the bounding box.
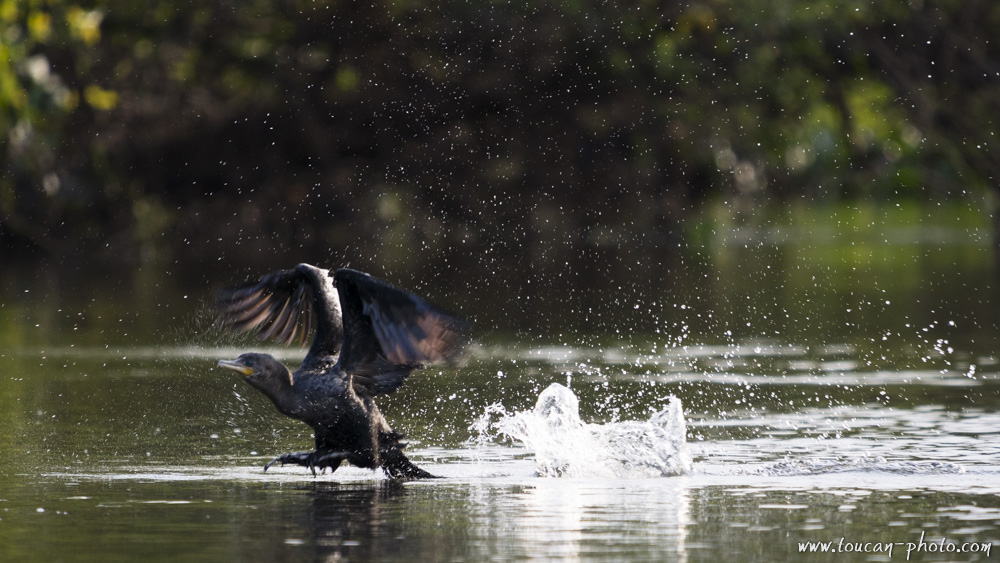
[263,450,349,476]
[312,451,347,473]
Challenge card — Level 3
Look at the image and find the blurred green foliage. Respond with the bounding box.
[0,0,997,266]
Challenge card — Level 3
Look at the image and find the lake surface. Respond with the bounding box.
[2,203,999,561]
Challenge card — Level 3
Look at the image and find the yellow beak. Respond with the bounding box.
[217,359,254,377]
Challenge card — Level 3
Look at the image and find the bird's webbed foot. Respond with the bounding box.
[263,451,312,473]
[264,450,347,476]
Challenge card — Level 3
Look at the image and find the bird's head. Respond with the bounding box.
[217,353,293,402]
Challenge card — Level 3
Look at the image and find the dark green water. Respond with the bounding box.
[2,202,1000,561]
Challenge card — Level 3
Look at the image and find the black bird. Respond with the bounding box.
[214,264,469,479]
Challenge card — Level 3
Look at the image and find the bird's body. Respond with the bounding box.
[215,264,469,479]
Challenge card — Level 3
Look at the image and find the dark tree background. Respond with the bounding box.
[1,0,997,273]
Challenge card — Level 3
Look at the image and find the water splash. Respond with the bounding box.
[475,383,691,478]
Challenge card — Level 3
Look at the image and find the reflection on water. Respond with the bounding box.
[279,481,410,561]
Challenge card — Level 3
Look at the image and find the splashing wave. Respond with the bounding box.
[475,383,691,478]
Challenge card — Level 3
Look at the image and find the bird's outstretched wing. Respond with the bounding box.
[213,268,316,348]
[335,268,470,395]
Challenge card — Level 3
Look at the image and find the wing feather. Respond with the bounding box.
[214,269,317,349]
[334,268,470,395]
[214,265,467,395]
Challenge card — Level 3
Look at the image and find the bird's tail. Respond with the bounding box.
[379,432,437,479]
[381,448,437,479]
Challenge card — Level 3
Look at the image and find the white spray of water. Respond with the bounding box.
[474,383,691,478]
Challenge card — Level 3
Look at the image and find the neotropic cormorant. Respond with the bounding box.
[215,264,470,479]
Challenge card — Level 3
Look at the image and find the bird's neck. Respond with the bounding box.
[267,389,307,419]
[260,366,306,418]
